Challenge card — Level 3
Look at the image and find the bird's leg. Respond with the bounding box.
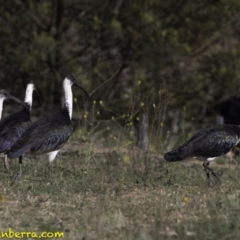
[47,161,52,171]
[14,156,23,182]
[44,151,60,178]
[211,170,221,184]
[4,154,10,173]
[203,160,221,185]
[203,161,211,186]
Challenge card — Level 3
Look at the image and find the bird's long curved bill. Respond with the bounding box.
[34,89,41,104]
[8,95,29,110]
[74,83,91,101]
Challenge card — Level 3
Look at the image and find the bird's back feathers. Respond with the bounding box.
[164,125,240,161]
[7,109,73,159]
[0,108,31,153]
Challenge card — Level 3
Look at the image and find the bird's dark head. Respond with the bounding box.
[64,74,90,101]
[0,89,29,109]
[65,74,76,84]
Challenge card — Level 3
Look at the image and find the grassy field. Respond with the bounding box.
[0,135,240,240]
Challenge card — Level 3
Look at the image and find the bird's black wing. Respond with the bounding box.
[0,110,29,136]
[0,109,31,152]
[30,124,73,153]
[164,125,240,161]
[0,121,32,152]
[7,115,73,159]
[189,130,238,158]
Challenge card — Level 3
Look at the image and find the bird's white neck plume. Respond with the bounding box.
[0,98,4,120]
[63,79,73,119]
[24,83,34,110]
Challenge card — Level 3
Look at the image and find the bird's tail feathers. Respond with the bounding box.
[7,144,30,159]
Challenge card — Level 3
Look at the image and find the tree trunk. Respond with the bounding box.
[134,112,149,152]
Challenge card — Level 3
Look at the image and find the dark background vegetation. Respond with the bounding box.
[2,0,240,144]
[2,2,240,239]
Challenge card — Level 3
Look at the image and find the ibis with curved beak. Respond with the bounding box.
[7,74,90,181]
[0,82,38,172]
[164,124,240,185]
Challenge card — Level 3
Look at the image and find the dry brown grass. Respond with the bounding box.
[0,139,240,239]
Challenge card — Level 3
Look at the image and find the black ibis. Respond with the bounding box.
[7,74,90,181]
[0,82,37,172]
[164,124,240,184]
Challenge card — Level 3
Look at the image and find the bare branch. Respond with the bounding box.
[89,64,126,97]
